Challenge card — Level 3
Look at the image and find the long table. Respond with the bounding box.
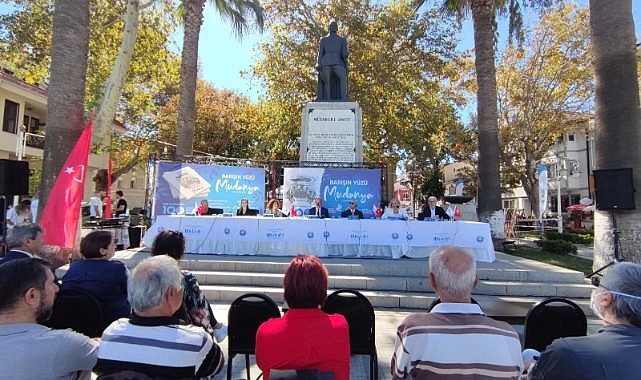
[142,216,495,262]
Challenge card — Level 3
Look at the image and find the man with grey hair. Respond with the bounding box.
[0,223,70,270]
[0,223,44,265]
[94,255,224,378]
[528,262,641,379]
[391,246,523,379]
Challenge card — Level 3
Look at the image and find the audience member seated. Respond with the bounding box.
[267,199,287,217]
[94,255,225,379]
[527,262,641,379]
[0,258,98,379]
[391,246,523,379]
[256,255,350,380]
[61,230,131,326]
[381,199,408,220]
[151,230,227,343]
[0,223,46,265]
[237,198,259,216]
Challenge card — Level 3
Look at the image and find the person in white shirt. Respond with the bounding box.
[382,199,408,220]
[6,199,32,229]
[89,190,105,219]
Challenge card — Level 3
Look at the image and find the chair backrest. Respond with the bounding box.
[321,289,375,355]
[270,369,335,380]
[46,288,105,338]
[228,293,281,354]
[523,297,587,352]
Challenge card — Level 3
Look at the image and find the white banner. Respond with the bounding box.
[538,164,548,220]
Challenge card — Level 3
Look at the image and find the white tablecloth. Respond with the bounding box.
[142,216,495,262]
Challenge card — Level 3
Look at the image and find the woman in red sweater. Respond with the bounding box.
[256,255,350,380]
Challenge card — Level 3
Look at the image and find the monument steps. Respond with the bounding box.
[65,249,593,314]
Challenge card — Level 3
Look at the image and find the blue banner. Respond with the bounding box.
[283,168,381,218]
[153,162,265,217]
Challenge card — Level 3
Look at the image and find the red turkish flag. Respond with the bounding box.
[40,116,93,248]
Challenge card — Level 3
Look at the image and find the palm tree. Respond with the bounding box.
[175,0,264,157]
[39,0,91,218]
[412,0,544,225]
[589,0,641,265]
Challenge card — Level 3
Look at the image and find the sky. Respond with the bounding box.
[196,0,641,101]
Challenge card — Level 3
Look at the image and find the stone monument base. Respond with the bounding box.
[300,102,362,164]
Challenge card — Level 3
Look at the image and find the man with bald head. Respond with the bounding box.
[391,246,523,379]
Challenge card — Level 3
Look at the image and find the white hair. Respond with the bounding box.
[429,246,476,300]
[128,255,183,312]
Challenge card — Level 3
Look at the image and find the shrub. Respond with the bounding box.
[543,231,593,244]
[536,239,578,255]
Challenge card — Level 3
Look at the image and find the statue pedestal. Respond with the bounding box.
[299,102,363,163]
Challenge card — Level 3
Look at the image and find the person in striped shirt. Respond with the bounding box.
[391,246,524,379]
[94,255,224,379]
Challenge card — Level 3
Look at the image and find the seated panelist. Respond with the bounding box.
[340,199,364,219]
[266,199,286,217]
[307,196,329,218]
[198,199,223,215]
[237,198,259,216]
[382,199,408,220]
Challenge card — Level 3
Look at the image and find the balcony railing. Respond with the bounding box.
[25,132,45,149]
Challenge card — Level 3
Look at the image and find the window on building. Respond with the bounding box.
[570,194,581,205]
[402,192,410,201]
[22,115,41,134]
[3,100,19,133]
[567,134,575,142]
[117,180,123,189]
[130,179,136,189]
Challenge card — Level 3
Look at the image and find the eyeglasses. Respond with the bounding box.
[349,202,356,205]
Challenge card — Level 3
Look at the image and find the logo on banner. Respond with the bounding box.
[392,233,399,240]
[157,226,165,232]
[433,234,452,244]
[476,236,484,243]
[323,231,330,239]
[182,225,202,236]
[266,230,285,239]
[224,228,231,235]
[239,229,247,237]
[307,232,314,239]
[406,233,413,241]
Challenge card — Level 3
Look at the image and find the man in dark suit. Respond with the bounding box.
[417,196,450,220]
[340,199,364,219]
[0,223,45,265]
[307,197,329,218]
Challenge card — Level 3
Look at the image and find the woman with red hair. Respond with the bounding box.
[256,255,350,379]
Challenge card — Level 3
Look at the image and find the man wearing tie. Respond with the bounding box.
[307,196,329,218]
[340,199,364,219]
[417,196,450,220]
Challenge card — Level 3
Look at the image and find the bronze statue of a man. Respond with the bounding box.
[316,21,348,101]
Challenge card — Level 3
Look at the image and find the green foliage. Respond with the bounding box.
[1,0,181,179]
[507,245,593,275]
[419,165,445,200]
[250,0,465,168]
[496,3,593,213]
[543,230,594,245]
[536,238,578,255]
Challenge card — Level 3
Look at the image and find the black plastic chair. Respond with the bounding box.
[227,293,281,380]
[45,288,105,338]
[321,289,378,380]
[523,297,587,352]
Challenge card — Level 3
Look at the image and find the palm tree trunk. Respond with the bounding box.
[176,0,205,157]
[38,0,90,219]
[590,0,641,266]
[471,0,502,226]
